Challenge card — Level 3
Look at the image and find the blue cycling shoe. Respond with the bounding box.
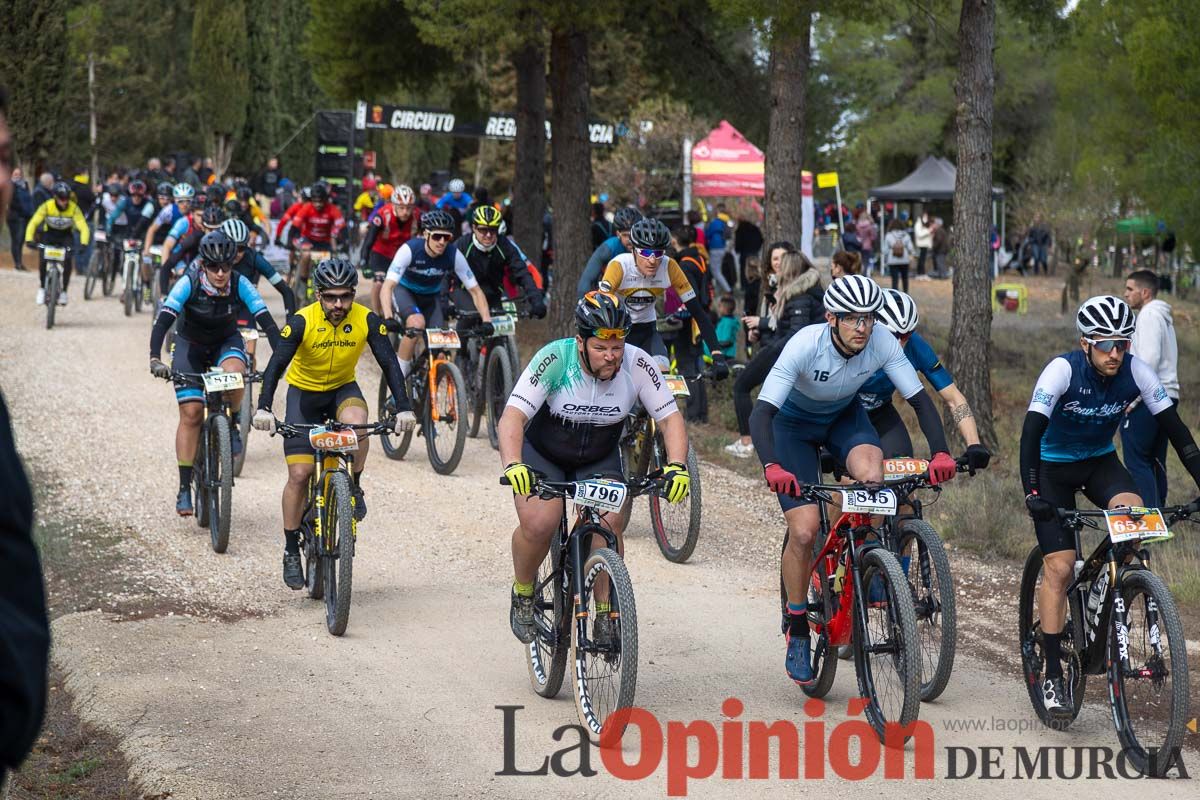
[785,633,815,685]
[176,487,194,517]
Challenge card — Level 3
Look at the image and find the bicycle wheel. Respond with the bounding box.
[132,260,144,313]
[123,259,134,317]
[303,498,324,599]
[45,267,59,330]
[234,381,252,477]
[193,438,210,529]
[896,519,956,702]
[852,547,921,744]
[425,360,466,475]
[83,249,100,300]
[102,249,117,296]
[322,471,355,636]
[527,532,569,698]
[377,375,413,460]
[484,344,513,450]
[647,434,701,563]
[457,348,484,439]
[792,531,839,698]
[1109,568,1190,776]
[1018,545,1086,729]
[208,414,234,554]
[572,546,638,740]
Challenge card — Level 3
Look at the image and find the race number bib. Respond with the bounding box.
[201,370,244,393]
[883,458,928,481]
[490,315,516,336]
[841,488,898,515]
[44,246,67,262]
[426,328,461,350]
[1104,507,1172,544]
[308,426,359,453]
[240,328,259,342]
[502,300,518,315]
[573,479,628,513]
[663,374,691,398]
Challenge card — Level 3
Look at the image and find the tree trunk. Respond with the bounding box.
[547,26,591,331]
[763,16,811,246]
[511,30,546,270]
[946,0,999,452]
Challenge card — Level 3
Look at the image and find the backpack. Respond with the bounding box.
[891,235,905,258]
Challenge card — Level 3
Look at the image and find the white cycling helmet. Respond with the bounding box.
[878,289,919,335]
[1077,295,1135,338]
[393,184,415,205]
[447,178,465,194]
[220,217,249,247]
[173,183,195,200]
[823,274,883,314]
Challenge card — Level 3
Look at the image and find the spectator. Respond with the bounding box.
[145,157,166,189]
[855,209,877,275]
[714,295,739,359]
[883,218,914,293]
[590,201,612,249]
[6,168,32,270]
[1121,270,1179,507]
[253,156,282,203]
[31,173,53,209]
[668,223,711,421]
[733,215,763,295]
[163,156,177,181]
[180,156,201,187]
[705,204,733,293]
[831,250,862,279]
[931,218,950,279]
[913,210,933,276]
[1029,215,1051,274]
[686,208,706,248]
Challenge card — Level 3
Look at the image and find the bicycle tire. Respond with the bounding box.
[1109,568,1190,776]
[323,471,355,636]
[45,267,59,330]
[458,349,484,439]
[209,414,234,554]
[425,360,466,475]
[794,531,839,698]
[102,249,117,296]
[83,249,100,300]
[573,547,638,740]
[304,505,324,600]
[853,547,921,744]
[648,436,702,563]
[377,375,413,460]
[484,344,513,450]
[193,436,210,529]
[123,259,134,317]
[234,381,252,477]
[527,533,568,698]
[132,258,144,313]
[1018,545,1086,729]
[896,519,956,702]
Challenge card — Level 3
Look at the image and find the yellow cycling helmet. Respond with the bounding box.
[471,205,503,229]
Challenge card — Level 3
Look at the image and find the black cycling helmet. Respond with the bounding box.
[129,179,147,194]
[421,209,456,233]
[629,217,670,250]
[310,181,329,201]
[235,184,253,202]
[471,205,503,228]
[613,206,643,233]
[223,198,242,216]
[200,204,226,230]
[313,257,359,291]
[106,182,122,196]
[156,182,174,197]
[575,290,631,339]
[198,230,238,265]
[52,181,72,200]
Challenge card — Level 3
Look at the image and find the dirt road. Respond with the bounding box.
[2,269,1196,798]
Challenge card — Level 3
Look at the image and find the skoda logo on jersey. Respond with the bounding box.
[343,323,353,334]
[529,353,557,386]
[635,356,662,391]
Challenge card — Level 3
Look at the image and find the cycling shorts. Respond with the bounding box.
[1034,451,1138,555]
[773,401,881,512]
[868,402,914,460]
[364,250,391,282]
[391,285,444,328]
[172,333,246,404]
[521,439,623,485]
[282,382,368,465]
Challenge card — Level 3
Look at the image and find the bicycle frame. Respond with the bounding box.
[306,449,358,548]
[809,498,885,648]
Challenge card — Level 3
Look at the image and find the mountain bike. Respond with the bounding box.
[506,471,663,739]
[148,244,164,308]
[34,243,71,330]
[233,329,262,477]
[377,326,467,474]
[619,370,704,563]
[1019,502,1197,776]
[121,237,145,316]
[289,239,329,303]
[274,419,391,636]
[779,477,924,744]
[456,300,525,449]
[83,230,105,300]
[163,368,245,554]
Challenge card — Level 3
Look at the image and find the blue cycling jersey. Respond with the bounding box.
[385,238,478,295]
[154,204,185,228]
[858,331,954,412]
[166,216,192,251]
[577,236,625,299]
[435,192,473,212]
[105,196,155,233]
[1028,349,1172,462]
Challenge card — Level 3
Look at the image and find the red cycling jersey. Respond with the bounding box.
[369,205,421,260]
[280,201,345,244]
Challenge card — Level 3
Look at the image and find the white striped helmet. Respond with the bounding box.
[393,184,415,204]
[878,289,919,334]
[1076,295,1135,338]
[220,217,249,246]
[824,274,883,314]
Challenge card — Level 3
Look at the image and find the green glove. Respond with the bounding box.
[662,461,691,505]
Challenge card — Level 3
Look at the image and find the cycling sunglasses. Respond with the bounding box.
[320,291,354,304]
[635,248,664,260]
[1084,337,1131,353]
[428,232,454,243]
[203,263,233,274]
[591,327,629,340]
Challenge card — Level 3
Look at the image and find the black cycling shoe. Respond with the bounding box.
[282,552,304,590]
[510,588,536,644]
[353,485,367,522]
[176,487,194,517]
[1041,676,1071,722]
[230,426,243,457]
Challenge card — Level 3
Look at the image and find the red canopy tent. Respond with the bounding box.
[691,120,764,197]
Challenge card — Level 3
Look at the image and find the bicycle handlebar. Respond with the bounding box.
[1056,502,1200,527]
[500,471,665,501]
[272,418,395,439]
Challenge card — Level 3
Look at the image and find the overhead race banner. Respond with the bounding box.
[356,101,616,147]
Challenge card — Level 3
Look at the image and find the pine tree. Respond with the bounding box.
[0,0,70,172]
[190,0,250,176]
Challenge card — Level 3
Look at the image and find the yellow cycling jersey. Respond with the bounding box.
[353,191,377,218]
[599,252,696,324]
[280,301,384,393]
[26,199,90,245]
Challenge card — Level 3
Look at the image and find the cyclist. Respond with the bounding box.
[598,217,730,379]
[144,182,192,265]
[860,289,991,468]
[251,258,416,589]
[275,181,345,292]
[105,179,155,241]
[353,176,379,221]
[359,183,421,315]
[435,177,473,221]
[220,217,296,325]
[576,206,642,299]
[1020,295,1200,718]
[163,204,226,278]
[499,291,692,644]
[747,274,959,686]
[148,231,281,516]
[25,181,90,306]
[379,209,492,378]
[451,205,546,318]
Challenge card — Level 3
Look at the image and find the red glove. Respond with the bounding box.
[765,463,801,497]
[928,452,957,486]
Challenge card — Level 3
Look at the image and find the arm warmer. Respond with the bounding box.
[359,219,379,263]
[1019,411,1050,495]
[366,312,412,412]
[905,388,949,457]
[1155,404,1200,489]
[275,280,297,316]
[749,400,780,466]
[255,309,280,350]
[149,308,178,359]
[577,244,611,299]
[257,315,303,411]
[684,296,722,354]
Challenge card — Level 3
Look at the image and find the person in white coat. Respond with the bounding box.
[1122,269,1180,506]
[914,210,934,276]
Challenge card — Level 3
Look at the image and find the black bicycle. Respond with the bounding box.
[457,298,526,449]
[1019,502,1197,776]
[507,471,662,740]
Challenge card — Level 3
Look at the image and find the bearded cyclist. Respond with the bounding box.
[451,205,546,319]
[1020,295,1200,718]
[253,258,416,589]
[149,231,281,515]
[359,183,421,314]
[25,181,89,306]
[748,274,959,686]
[577,206,642,299]
[499,292,692,644]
